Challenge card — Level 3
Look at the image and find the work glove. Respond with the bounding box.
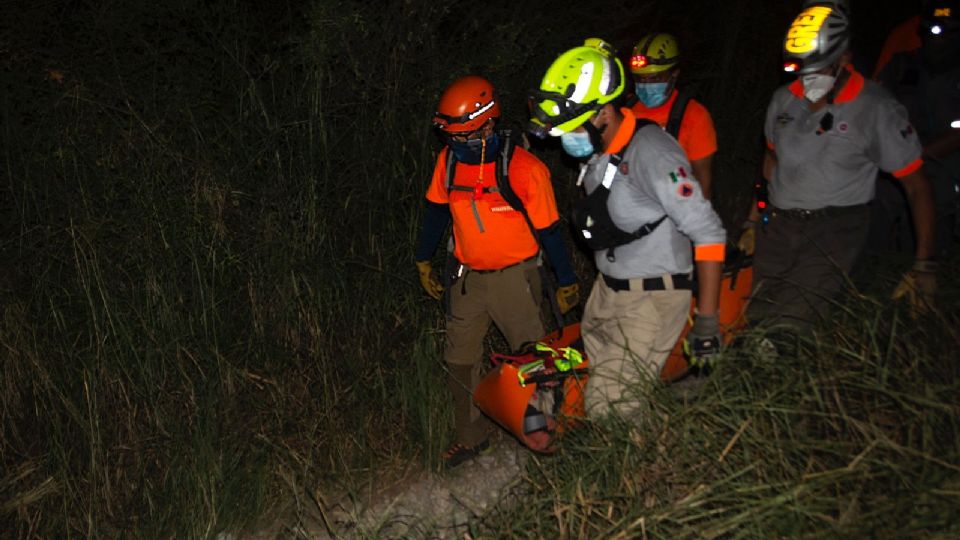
[415,260,443,300]
[686,312,721,373]
[556,283,580,315]
[736,220,757,256]
[891,259,937,318]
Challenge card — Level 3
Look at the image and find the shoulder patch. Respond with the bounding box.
[668,166,688,183]
[837,121,849,133]
[678,182,695,198]
[619,161,629,175]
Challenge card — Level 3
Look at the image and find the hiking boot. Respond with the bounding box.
[441,439,490,469]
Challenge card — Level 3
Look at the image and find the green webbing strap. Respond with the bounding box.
[534,342,583,371]
[517,342,585,387]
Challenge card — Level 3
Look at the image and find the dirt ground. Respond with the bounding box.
[246,375,708,539]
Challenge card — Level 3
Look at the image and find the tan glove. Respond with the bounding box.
[556,283,580,314]
[737,220,757,256]
[415,260,443,300]
[891,260,937,318]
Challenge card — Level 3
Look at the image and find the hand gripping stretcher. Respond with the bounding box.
[473,251,753,452]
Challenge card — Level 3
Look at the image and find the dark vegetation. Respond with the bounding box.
[2,0,956,537]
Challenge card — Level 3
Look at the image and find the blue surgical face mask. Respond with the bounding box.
[448,133,500,164]
[635,82,670,108]
[560,130,595,158]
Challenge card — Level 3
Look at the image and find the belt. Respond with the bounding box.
[471,254,538,274]
[601,273,693,292]
[771,204,868,221]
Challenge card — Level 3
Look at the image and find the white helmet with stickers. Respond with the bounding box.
[782,4,851,74]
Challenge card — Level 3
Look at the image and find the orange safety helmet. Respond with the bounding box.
[432,75,501,134]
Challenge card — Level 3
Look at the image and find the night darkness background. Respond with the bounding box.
[3,0,956,538]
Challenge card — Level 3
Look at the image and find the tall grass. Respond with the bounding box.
[1,0,937,537]
[474,275,960,538]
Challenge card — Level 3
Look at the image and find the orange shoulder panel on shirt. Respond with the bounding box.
[677,99,717,162]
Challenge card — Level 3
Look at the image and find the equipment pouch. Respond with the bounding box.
[572,194,666,252]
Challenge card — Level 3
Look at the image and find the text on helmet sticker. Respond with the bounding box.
[786,6,832,54]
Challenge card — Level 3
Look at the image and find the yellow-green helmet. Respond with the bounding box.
[630,33,680,75]
[529,38,626,137]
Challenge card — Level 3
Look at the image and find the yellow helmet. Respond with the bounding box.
[630,33,680,75]
[529,38,625,137]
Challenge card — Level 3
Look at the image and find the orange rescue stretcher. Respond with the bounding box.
[662,252,753,381]
[473,252,753,452]
[473,322,589,453]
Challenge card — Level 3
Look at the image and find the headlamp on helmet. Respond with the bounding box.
[630,33,680,76]
[528,38,625,137]
[920,1,960,36]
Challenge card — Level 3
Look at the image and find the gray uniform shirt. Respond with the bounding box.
[581,122,726,280]
[764,72,923,210]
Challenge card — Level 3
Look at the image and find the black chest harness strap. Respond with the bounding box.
[665,91,690,140]
[571,119,667,262]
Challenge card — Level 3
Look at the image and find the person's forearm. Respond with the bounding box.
[746,197,761,223]
[695,260,723,316]
[923,130,960,160]
[414,202,451,261]
[900,170,936,260]
[538,221,577,285]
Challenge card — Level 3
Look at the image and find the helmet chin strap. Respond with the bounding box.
[824,61,849,105]
[581,112,607,154]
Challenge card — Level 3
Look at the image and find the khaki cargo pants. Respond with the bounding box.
[444,258,544,446]
[582,274,691,417]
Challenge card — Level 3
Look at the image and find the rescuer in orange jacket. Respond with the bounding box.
[414,75,580,468]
